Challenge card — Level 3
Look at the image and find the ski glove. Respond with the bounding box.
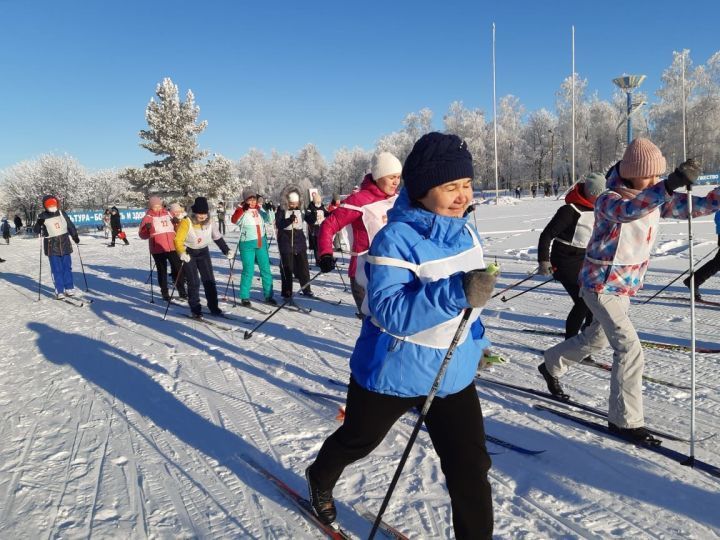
[226,250,236,260]
[72,235,80,244]
[665,158,701,193]
[538,261,553,276]
[319,254,336,273]
[144,222,152,232]
[463,268,498,308]
[180,252,191,263]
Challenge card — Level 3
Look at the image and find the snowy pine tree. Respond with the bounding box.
[136,78,209,200]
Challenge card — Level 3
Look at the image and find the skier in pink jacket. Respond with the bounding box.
[317,152,401,315]
[139,195,187,300]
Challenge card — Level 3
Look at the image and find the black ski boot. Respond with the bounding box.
[305,467,336,525]
[682,276,702,301]
[538,363,570,402]
[190,311,203,320]
[161,289,171,302]
[240,299,252,307]
[265,296,278,306]
[608,423,662,447]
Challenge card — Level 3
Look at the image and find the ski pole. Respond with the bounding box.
[145,261,156,284]
[500,275,554,302]
[163,261,185,320]
[243,271,322,339]
[686,177,698,467]
[228,254,238,307]
[75,242,90,292]
[369,308,474,540]
[149,252,155,304]
[642,246,719,304]
[37,235,43,300]
[223,247,239,300]
[335,265,350,293]
[491,269,539,299]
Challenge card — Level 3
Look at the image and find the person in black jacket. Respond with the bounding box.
[109,206,129,246]
[305,192,328,266]
[276,185,313,298]
[537,173,606,338]
[33,195,80,298]
[13,215,23,235]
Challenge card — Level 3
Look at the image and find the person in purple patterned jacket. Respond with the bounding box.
[538,138,717,445]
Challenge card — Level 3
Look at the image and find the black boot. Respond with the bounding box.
[161,289,171,301]
[305,467,336,525]
[240,299,252,307]
[682,276,702,301]
[538,363,570,401]
[265,296,278,306]
[608,423,662,446]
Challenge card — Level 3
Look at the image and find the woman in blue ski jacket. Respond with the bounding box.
[306,133,495,539]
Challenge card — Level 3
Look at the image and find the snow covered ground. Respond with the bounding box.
[1,193,719,539]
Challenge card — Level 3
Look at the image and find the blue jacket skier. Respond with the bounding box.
[306,133,495,539]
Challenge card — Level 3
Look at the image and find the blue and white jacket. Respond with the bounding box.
[349,189,490,398]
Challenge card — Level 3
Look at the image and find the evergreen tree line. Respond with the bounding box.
[2,49,719,222]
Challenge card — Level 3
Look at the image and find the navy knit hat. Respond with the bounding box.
[403,132,474,200]
[191,197,209,214]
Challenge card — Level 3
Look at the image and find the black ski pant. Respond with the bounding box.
[279,250,311,297]
[111,230,129,245]
[308,378,493,540]
[185,248,220,315]
[152,251,186,296]
[694,238,720,287]
[349,276,365,314]
[552,262,592,339]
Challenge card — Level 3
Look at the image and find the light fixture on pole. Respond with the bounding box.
[612,74,646,144]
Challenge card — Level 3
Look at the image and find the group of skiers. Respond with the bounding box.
[22,131,720,539]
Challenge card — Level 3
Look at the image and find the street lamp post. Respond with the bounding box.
[548,129,555,184]
[613,74,646,144]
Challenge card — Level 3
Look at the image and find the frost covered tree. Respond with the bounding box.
[443,102,487,187]
[327,147,371,195]
[291,144,327,196]
[493,95,526,190]
[201,154,235,201]
[377,108,434,163]
[650,49,720,171]
[0,154,86,221]
[521,109,557,183]
[136,77,209,199]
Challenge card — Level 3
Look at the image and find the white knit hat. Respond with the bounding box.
[371,152,402,181]
[288,192,300,203]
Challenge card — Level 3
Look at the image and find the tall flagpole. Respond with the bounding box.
[492,22,499,201]
[571,25,576,186]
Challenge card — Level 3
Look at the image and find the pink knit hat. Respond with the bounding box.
[619,138,667,179]
[148,195,163,207]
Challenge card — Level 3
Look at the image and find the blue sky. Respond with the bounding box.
[1,0,718,171]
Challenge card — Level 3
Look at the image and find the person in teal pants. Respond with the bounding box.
[230,188,276,306]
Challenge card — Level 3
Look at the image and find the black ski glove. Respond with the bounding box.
[319,254,336,273]
[665,158,701,194]
[72,235,80,244]
[463,269,498,308]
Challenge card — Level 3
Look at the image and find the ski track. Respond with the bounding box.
[3,206,720,537]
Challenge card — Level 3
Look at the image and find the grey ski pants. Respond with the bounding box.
[544,288,645,428]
